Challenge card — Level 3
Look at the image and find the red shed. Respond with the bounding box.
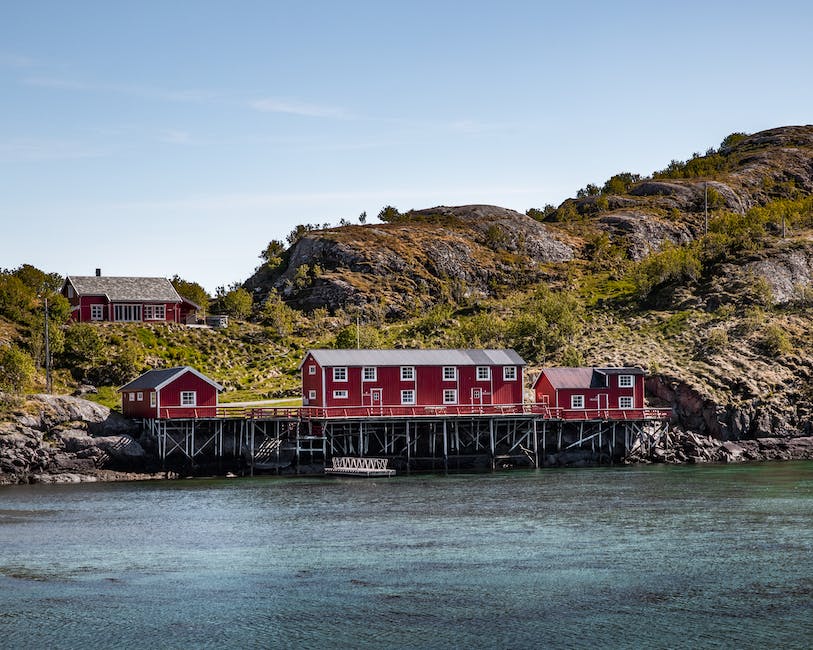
[533,367,646,417]
[300,349,526,410]
[118,366,223,419]
[62,273,199,324]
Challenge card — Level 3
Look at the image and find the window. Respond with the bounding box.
[503,366,517,381]
[477,366,490,381]
[333,390,348,399]
[136,392,143,401]
[180,391,196,406]
[129,392,135,401]
[143,304,166,321]
[619,396,633,409]
[308,390,317,400]
[401,390,415,405]
[363,367,377,381]
[443,389,457,404]
[308,365,316,375]
[150,393,156,407]
[90,304,104,321]
[401,366,415,381]
[571,395,585,409]
[618,374,634,388]
[67,286,74,298]
[114,304,142,322]
[443,366,457,381]
[333,367,347,381]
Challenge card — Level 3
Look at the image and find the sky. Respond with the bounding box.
[2,0,812,294]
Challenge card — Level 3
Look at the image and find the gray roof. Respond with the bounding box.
[303,349,526,368]
[118,366,223,392]
[537,366,644,389]
[66,276,183,303]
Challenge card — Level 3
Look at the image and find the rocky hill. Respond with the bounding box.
[245,205,574,317]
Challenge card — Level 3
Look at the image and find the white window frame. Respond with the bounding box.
[618,374,634,388]
[503,366,517,381]
[90,304,104,321]
[443,389,457,404]
[308,390,317,400]
[114,304,142,322]
[150,392,156,407]
[476,366,490,381]
[308,365,316,375]
[333,367,347,382]
[143,304,166,321]
[443,366,457,381]
[401,389,415,405]
[333,390,348,399]
[400,366,415,381]
[128,392,135,401]
[571,394,585,409]
[618,396,633,409]
[136,392,143,401]
[363,367,377,382]
[180,391,197,407]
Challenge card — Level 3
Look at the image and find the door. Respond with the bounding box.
[370,388,383,414]
[471,388,482,406]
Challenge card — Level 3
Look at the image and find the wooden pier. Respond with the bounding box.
[142,405,671,475]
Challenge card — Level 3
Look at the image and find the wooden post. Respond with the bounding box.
[532,419,539,469]
[406,421,411,474]
[489,418,496,470]
[443,419,448,472]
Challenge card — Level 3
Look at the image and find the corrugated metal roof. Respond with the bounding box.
[66,276,183,302]
[539,366,644,389]
[304,349,526,368]
[118,366,223,392]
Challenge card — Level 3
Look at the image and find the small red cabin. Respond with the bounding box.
[118,366,222,419]
[300,349,526,410]
[533,367,645,415]
[62,273,199,324]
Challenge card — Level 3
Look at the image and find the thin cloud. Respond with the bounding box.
[250,97,349,118]
[23,76,215,103]
[0,139,106,162]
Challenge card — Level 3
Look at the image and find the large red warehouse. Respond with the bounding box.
[300,349,526,409]
[118,366,222,419]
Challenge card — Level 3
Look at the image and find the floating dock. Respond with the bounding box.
[324,456,395,477]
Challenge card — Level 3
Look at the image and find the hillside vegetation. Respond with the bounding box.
[3,125,813,440]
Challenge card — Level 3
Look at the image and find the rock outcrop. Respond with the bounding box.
[245,205,574,316]
[0,393,155,485]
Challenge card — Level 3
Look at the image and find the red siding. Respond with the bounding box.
[121,371,219,418]
[302,357,524,409]
[534,370,646,411]
[121,389,158,418]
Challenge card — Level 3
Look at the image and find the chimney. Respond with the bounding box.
[95,268,101,277]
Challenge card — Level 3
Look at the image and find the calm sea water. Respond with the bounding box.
[1,463,811,649]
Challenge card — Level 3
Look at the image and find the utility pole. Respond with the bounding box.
[44,296,52,394]
[356,310,360,349]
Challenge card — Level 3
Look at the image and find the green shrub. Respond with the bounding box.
[0,345,36,393]
[761,325,792,356]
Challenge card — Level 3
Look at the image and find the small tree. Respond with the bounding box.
[222,287,253,320]
[171,276,210,315]
[377,205,402,223]
[0,345,36,393]
[358,211,367,224]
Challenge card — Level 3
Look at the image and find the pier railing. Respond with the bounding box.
[157,404,672,422]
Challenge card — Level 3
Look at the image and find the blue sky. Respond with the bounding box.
[2,1,812,293]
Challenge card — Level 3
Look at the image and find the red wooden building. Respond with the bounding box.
[300,349,526,410]
[118,366,222,419]
[533,367,646,415]
[62,272,199,324]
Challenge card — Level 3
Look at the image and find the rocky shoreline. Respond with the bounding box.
[2,393,813,485]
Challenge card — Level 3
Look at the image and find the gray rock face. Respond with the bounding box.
[597,210,694,260]
[0,394,147,485]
